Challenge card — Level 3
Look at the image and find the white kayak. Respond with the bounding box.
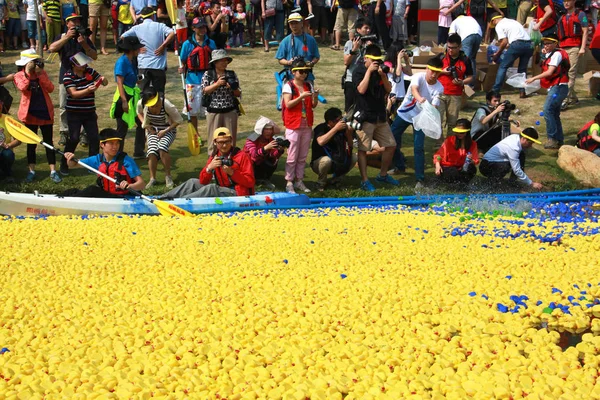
[0,192,311,216]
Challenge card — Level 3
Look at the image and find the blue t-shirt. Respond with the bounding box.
[114,54,138,88]
[179,34,216,85]
[80,153,142,179]
[275,33,320,64]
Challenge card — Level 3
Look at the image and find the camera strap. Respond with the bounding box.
[290,33,307,59]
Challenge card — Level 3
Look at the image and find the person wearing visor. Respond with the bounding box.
[59,51,108,176]
[121,6,175,93]
[14,49,61,183]
[62,128,145,197]
[282,58,319,194]
[160,127,255,198]
[433,118,479,184]
[48,13,97,149]
[393,56,444,190]
[136,87,183,189]
[479,128,543,190]
[525,34,569,149]
[276,12,320,81]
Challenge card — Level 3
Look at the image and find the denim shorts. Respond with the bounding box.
[6,18,21,37]
[27,20,37,39]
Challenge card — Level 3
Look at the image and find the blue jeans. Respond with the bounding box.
[593,148,600,157]
[544,84,568,143]
[493,40,533,92]
[264,10,285,42]
[390,116,426,181]
[462,34,482,84]
[0,149,15,177]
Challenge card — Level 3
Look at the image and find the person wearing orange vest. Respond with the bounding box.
[576,112,600,156]
[526,34,570,149]
[557,0,589,110]
[531,0,558,35]
[62,128,145,197]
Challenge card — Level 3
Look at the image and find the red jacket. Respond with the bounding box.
[438,52,470,96]
[433,135,479,168]
[541,49,570,88]
[536,0,558,33]
[200,147,255,196]
[282,81,314,129]
[14,70,55,125]
[243,137,284,166]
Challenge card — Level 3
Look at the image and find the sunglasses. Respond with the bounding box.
[296,70,309,74]
[215,140,232,145]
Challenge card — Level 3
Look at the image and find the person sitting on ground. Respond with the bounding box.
[433,118,479,184]
[576,111,600,157]
[62,128,145,198]
[136,88,183,190]
[243,116,284,190]
[479,127,543,190]
[310,107,355,191]
[470,90,521,156]
[160,127,255,198]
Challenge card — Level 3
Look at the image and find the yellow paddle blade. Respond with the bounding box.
[4,116,40,144]
[165,0,177,25]
[153,199,194,217]
[187,123,201,156]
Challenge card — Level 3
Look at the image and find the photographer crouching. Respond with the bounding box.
[342,18,375,112]
[471,90,521,156]
[310,108,356,191]
[243,116,285,190]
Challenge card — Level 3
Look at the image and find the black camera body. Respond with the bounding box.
[499,100,516,120]
[405,50,413,58]
[359,34,378,42]
[33,59,45,69]
[344,110,365,132]
[71,26,90,37]
[225,71,239,91]
[216,156,234,167]
[448,65,458,80]
[275,137,290,148]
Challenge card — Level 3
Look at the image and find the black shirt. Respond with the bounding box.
[55,34,96,84]
[310,122,349,164]
[352,64,388,124]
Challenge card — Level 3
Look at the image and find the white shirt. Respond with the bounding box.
[388,71,406,99]
[482,134,532,185]
[545,50,568,85]
[26,0,36,21]
[495,18,531,44]
[176,8,187,30]
[449,16,482,40]
[397,72,443,123]
[282,81,314,94]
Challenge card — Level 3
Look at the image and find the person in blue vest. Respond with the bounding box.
[62,128,145,197]
[179,17,216,135]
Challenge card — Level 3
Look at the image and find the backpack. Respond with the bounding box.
[469,0,486,18]
[451,0,465,20]
[576,121,599,152]
[187,40,212,72]
[553,0,567,18]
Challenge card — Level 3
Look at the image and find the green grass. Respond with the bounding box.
[0,40,595,198]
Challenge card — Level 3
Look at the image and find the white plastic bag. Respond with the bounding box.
[412,101,442,140]
[505,72,541,95]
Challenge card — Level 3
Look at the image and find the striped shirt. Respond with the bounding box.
[63,67,101,112]
[43,0,61,20]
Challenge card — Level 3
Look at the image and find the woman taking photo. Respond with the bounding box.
[433,118,479,184]
[110,36,145,158]
[201,49,241,155]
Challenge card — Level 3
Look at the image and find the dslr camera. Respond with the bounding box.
[225,71,239,91]
[358,34,378,42]
[448,65,458,80]
[274,136,290,148]
[33,59,44,69]
[71,26,90,37]
[499,100,516,120]
[343,110,365,132]
[216,156,234,167]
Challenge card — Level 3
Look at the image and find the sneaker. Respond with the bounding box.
[294,180,311,193]
[59,164,69,176]
[25,171,35,183]
[80,132,89,148]
[360,180,376,192]
[291,6,301,12]
[165,175,174,189]
[375,174,400,186]
[306,12,314,20]
[257,180,276,191]
[174,49,178,55]
[561,100,569,111]
[317,182,326,192]
[22,42,29,49]
[286,181,296,194]
[145,178,157,189]
[50,171,62,183]
[58,131,68,146]
[544,139,560,149]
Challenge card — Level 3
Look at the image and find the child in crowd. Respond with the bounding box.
[175,0,188,53]
[25,0,37,49]
[230,1,245,47]
[60,0,77,23]
[219,0,231,48]
[390,0,409,44]
[6,0,22,50]
[117,0,133,36]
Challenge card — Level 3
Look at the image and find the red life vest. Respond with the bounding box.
[97,152,134,195]
[536,0,558,33]
[576,120,599,152]
[282,81,314,129]
[540,49,570,88]
[186,39,212,72]
[558,11,584,48]
[438,52,470,96]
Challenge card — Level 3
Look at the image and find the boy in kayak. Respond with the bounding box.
[61,128,146,197]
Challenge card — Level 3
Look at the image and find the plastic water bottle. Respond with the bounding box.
[462,152,472,172]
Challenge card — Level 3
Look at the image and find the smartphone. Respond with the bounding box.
[94,78,103,89]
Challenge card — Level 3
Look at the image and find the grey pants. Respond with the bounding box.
[159,179,237,199]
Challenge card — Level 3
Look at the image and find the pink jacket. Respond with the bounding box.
[14,70,55,125]
[243,136,284,166]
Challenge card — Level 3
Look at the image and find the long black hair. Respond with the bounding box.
[385,41,405,68]
[454,118,472,151]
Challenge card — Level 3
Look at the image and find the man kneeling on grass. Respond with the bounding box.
[62,128,145,197]
[160,127,255,199]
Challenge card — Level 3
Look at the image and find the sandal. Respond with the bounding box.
[330,45,340,50]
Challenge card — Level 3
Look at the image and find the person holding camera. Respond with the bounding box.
[276,13,320,80]
[342,17,373,112]
[48,13,97,150]
[14,49,61,183]
[282,58,319,194]
[471,90,521,155]
[310,107,355,191]
[433,118,479,184]
[121,7,175,94]
[437,33,473,142]
[392,56,444,189]
[136,87,183,189]
[352,44,399,192]
[243,116,284,190]
[201,49,241,155]
[160,127,255,198]
[479,128,543,190]
[384,41,412,125]
[525,34,569,149]
[448,15,482,88]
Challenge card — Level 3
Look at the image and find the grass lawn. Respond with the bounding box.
[0,40,596,198]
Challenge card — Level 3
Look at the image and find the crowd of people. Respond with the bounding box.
[0,0,599,200]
